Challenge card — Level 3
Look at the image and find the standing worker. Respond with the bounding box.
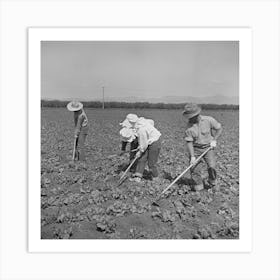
[129,117,161,183]
[67,101,89,161]
[183,103,222,191]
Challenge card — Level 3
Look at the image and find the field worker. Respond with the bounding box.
[67,101,89,161]
[183,103,222,191]
[129,117,161,183]
[119,114,139,172]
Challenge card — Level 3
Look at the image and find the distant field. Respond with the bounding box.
[41,108,239,239]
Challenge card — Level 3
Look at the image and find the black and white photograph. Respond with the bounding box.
[2,0,280,278]
[40,40,239,240]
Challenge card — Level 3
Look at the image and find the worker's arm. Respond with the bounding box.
[74,114,84,137]
[213,126,222,140]
[185,128,196,164]
[186,141,196,165]
[211,125,222,148]
[210,118,222,148]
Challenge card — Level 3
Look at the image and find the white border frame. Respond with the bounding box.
[28,27,252,253]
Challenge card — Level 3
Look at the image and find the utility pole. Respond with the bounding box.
[102,86,105,109]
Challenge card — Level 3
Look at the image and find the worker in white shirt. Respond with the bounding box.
[129,117,161,183]
[119,113,155,161]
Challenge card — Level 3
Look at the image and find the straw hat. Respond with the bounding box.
[67,101,83,112]
[182,103,201,119]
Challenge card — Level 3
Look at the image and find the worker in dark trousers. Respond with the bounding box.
[67,101,89,161]
[183,103,222,191]
[129,117,161,183]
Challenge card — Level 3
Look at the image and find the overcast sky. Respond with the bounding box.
[41,41,238,101]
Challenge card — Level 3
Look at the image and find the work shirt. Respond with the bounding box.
[74,109,88,137]
[136,119,161,152]
[137,117,155,127]
[185,115,221,148]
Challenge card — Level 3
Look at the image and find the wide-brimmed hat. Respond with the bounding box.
[182,103,201,119]
[67,101,83,111]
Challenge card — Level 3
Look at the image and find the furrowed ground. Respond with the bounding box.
[41,108,239,239]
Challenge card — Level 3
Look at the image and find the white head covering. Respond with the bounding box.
[119,127,136,142]
[119,119,132,128]
[120,113,139,127]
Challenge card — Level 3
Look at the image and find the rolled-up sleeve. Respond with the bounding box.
[209,117,221,130]
[185,129,193,142]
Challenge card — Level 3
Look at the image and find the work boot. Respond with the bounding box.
[208,179,217,188]
[203,178,217,189]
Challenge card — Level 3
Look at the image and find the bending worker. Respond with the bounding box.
[129,117,161,183]
[119,114,156,173]
[119,114,139,172]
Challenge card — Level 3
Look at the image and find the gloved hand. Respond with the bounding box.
[74,135,78,139]
[210,140,217,148]
[190,156,196,165]
[136,151,141,158]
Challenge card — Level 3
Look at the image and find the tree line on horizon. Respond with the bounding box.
[41,99,239,110]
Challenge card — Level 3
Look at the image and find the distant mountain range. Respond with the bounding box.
[43,95,239,105]
[103,95,239,105]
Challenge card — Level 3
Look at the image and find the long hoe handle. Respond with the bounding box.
[72,137,77,161]
[118,155,138,183]
[153,146,212,203]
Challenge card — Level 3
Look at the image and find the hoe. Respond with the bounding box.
[72,137,78,161]
[117,155,139,187]
[152,146,212,206]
